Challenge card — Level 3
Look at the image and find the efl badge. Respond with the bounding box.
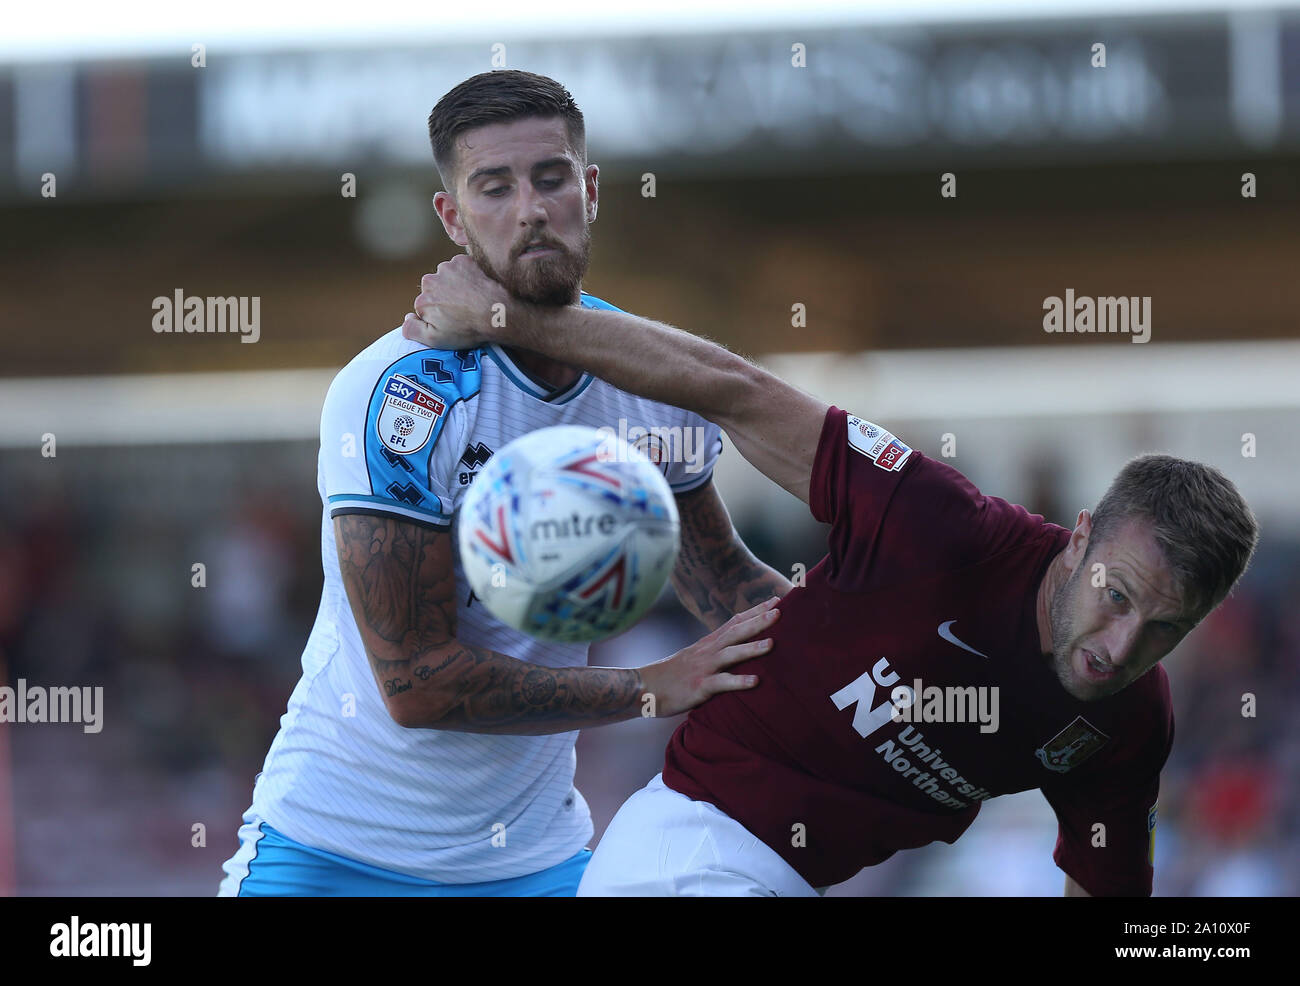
[378,374,445,454]
[1034,716,1110,773]
[846,414,912,473]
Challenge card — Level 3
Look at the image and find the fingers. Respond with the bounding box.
[730,595,781,622]
[418,266,449,305]
[714,601,780,648]
[704,671,760,696]
[420,255,479,292]
[419,261,454,293]
[413,290,436,323]
[714,596,779,637]
[714,636,774,669]
[402,312,431,342]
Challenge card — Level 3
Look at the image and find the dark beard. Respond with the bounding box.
[465,225,590,307]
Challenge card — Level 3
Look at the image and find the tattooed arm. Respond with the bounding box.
[671,481,793,632]
[334,513,777,734]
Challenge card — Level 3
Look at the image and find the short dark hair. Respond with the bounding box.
[427,70,586,189]
[1088,453,1259,621]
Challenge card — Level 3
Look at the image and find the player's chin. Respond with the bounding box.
[1074,680,1123,702]
[519,284,578,307]
[1070,672,1127,702]
[1056,652,1121,701]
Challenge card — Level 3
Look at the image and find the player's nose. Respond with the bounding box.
[515,184,549,225]
[1104,620,1142,668]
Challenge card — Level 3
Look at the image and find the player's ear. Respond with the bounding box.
[433,190,469,247]
[1076,509,1092,540]
[585,164,599,223]
[1063,509,1092,569]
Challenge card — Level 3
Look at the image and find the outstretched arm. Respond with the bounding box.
[404,256,829,504]
[335,513,778,733]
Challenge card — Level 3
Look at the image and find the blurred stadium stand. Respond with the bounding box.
[1,6,1297,895]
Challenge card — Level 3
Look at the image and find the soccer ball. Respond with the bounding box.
[456,425,680,642]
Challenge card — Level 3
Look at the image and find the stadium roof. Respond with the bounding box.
[1,0,1293,62]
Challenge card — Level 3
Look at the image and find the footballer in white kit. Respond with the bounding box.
[218,70,790,896]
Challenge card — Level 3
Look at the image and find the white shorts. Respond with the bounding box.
[577,773,822,897]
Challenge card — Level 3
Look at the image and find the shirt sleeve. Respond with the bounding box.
[1040,684,1175,896]
[320,349,473,529]
[809,405,1045,587]
[663,417,723,494]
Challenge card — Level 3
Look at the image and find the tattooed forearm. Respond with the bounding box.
[334,514,645,734]
[413,653,456,680]
[335,513,457,664]
[675,551,790,632]
[671,482,792,631]
[521,669,558,705]
[401,642,644,734]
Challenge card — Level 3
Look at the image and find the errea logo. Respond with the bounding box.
[458,442,494,486]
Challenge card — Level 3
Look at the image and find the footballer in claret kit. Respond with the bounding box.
[403,254,1260,897]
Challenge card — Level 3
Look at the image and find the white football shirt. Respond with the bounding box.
[242,292,723,884]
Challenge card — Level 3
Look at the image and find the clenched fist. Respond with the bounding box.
[402,255,514,350]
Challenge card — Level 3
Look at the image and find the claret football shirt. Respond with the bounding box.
[664,406,1173,895]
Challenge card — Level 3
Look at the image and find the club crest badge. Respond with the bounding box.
[1034,716,1109,773]
[630,431,671,476]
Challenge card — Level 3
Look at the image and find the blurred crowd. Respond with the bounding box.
[0,438,1294,895]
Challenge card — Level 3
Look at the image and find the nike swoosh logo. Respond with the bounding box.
[938,620,989,658]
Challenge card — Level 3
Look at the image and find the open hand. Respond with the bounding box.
[638,597,780,717]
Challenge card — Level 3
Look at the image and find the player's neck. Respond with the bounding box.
[501,345,583,392]
[1035,551,1068,656]
[499,284,583,391]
